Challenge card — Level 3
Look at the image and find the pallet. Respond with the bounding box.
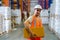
[0,30,12,36]
[5,29,13,33]
[55,32,60,40]
[0,32,4,35]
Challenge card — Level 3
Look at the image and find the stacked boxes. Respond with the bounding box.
[54,0,60,39]
[0,14,3,35]
[49,0,60,39]
[0,6,11,33]
[41,10,49,24]
[11,9,21,25]
[49,0,56,31]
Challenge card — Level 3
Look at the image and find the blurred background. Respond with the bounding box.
[0,0,60,40]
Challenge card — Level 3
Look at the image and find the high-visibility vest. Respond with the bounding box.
[24,16,44,38]
[30,16,42,28]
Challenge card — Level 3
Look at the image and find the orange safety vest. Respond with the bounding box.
[30,16,42,28]
[28,16,42,40]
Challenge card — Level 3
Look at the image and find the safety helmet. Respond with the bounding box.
[34,5,42,9]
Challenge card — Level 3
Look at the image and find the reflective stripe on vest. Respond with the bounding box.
[30,16,42,28]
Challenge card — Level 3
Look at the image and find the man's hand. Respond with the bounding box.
[30,32,37,37]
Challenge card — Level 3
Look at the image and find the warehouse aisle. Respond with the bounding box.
[0,23,59,40]
[43,25,59,40]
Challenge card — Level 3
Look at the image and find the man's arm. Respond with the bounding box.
[24,16,33,34]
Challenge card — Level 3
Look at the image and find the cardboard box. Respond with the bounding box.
[24,27,45,38]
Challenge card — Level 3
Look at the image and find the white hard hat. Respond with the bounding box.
[34,5,42,9]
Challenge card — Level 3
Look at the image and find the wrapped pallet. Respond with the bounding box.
[49,0,56,31]
[49,0,60,39]
[11,9,21,25]
[4,7,11,33]
[0,6,11,33]
[54,0,60,39]
[0,14,3,35]
[54,15,60,39]
[41,10,49,24]
[49,17,55,31]
[3,20,11,33]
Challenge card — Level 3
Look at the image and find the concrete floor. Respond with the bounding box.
[0,23,59,40]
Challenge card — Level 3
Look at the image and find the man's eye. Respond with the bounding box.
[37,10,40,11]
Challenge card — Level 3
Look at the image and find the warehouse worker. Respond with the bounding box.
[24,5,43,40]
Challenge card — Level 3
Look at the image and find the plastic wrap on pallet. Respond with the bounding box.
[54,16,60,32]
[0,14,3,33]
[11,9,21,24]
[0,6,11,33]
[55,1,60,15]
[49,17,55,31]
[3,20,11,33]
[50,4,56,14]
[54,0,60,39]
[54,17,60,39]
[49,0,56,31]
[49,0,60,39]
[15,9,21,24]
[41,17,48,24]
[50,0,56,14]
[40,10,48,24]
[0,6,11,19]
[4,9,11,20]
[40,10,49,16]
[11,9,16,16]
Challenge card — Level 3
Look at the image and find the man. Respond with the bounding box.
[24,5,43,40]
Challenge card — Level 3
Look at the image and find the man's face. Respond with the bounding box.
[34,8,42,17]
